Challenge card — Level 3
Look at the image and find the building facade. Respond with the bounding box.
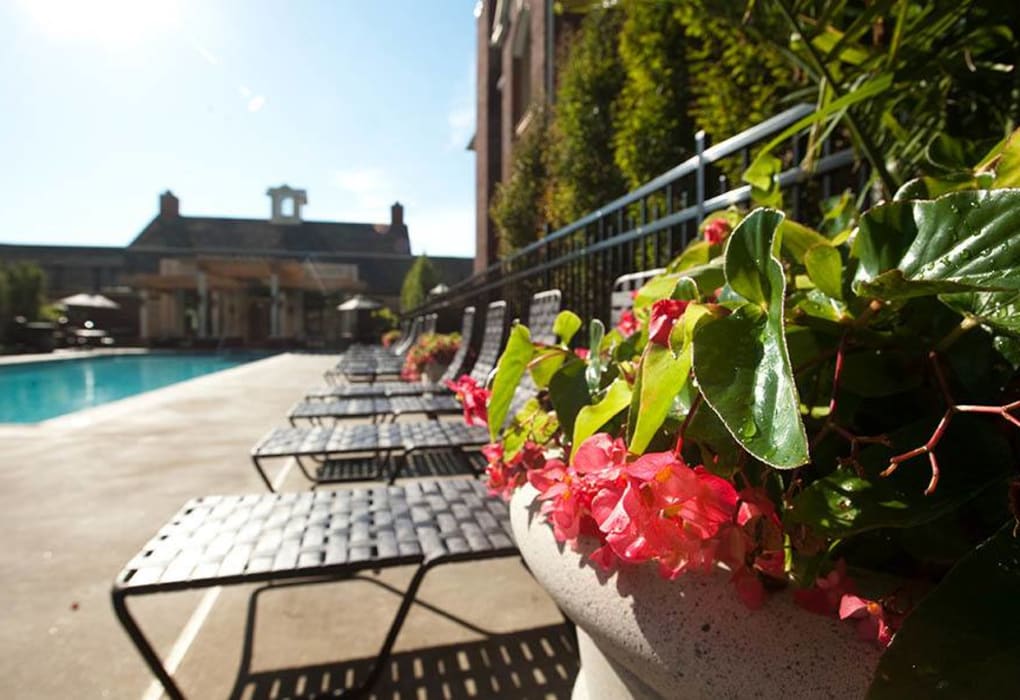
[474,0,575,272]
[0,188,473,347]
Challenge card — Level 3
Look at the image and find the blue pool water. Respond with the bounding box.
[0,352,270,423]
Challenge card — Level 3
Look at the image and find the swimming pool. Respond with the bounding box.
[0,352,271,423]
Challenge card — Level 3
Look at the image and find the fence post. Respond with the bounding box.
[695,130,706,224]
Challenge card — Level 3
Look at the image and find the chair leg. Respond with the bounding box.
[251,454,275,492]
[111,589,186,700]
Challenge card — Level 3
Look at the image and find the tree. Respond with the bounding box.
[5,262,46,320]
[547,8,627,228]
[490,106,553,256]
[0,266,9,324]
[400,255,441,312]
[613,0,694,188]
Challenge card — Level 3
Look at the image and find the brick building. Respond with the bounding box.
[473,0,576,272]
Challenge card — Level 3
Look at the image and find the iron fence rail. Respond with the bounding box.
[412,104,865,336]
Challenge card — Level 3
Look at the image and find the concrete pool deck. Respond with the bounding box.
[0,352,574,698]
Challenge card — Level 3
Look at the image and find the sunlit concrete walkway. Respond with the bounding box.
[0,353,571,698]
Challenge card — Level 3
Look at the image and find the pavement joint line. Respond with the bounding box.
[138,457,296,700]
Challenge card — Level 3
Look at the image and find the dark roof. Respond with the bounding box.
[128,215,411,256]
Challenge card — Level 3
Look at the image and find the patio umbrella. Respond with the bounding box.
[58,293,121,309]
[335,294,382,311]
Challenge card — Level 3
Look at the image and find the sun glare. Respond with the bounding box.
[20,0,180,46]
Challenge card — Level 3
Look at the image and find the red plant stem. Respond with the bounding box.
[881,355,1020,495]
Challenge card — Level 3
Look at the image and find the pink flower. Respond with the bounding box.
[703,218,732,245]
[839,595,894,647]
[484,440,547,501]
[648,299,688,346]
[445,375,490,427]
[617,309,638,337]
[574,347,590,360]
[794,560,858,617]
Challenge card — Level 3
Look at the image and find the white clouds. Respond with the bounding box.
[247,95,266,112]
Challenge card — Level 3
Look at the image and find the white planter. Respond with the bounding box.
[423,361,447,385]
[509,483,883,700]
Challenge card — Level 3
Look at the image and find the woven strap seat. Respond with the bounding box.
[112,478,518,699]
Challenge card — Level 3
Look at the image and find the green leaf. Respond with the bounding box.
[941,290,1020,336]
[853,190,1020,300]
[724,208,786,305]
[787,417,1011,536]
[628,343,691,454]
[867,523,1020,699]
[553,310,582,345]
[572,378,632,459]
[502,398,555,460]
[671,240,712,271]
[743,72,893,191]
[804,245,844,299]
[781,220,833,263]
[530,348,567,389]
[487,323,535,441]
[992,127,1020,188]
[694,208,809,468]
[548,357,590,440]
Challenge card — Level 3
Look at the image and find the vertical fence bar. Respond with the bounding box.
[695,130,706,225]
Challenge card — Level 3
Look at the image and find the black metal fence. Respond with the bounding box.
[414,104,866,333]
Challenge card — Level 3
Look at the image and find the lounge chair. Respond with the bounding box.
[324,314,435,385]
[112,478,518,700]
[250,291,562,491]
[305,301,507,401]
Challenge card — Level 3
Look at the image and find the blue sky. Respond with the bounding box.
[0,0,477,257]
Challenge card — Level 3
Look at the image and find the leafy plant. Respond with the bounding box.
[547,7,627,228]
[399,255,440,312]
[463,134,1020,696]
[490,106,553,256]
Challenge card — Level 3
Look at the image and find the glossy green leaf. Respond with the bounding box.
[487,323,534,442]
[867,523,1020,699]
[781,219,833,263]
[553,310,582,346]
[941,290,1020,335]
[724,208,786,305]
[853,190,1020,300]
[670,239,712,272]
[548,357,590,440]
[804,245,844,299]
[628,343,691,455]
[787,417,1011,536]
[694,208,809,468]
[572,378,632,459]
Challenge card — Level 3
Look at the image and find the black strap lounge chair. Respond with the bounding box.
[288,305,504,424]
[112,478,518,700]
[305,301,507,401]
[251,291,561,490]
[325,316,426,385]
[610,267,665,326]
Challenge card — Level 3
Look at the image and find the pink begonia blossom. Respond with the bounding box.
[484,440,548,500]
[839,595,894,647]
[446,375,491,427]
[574,347,590,360]
[648,299,688,346]
[617,309,638,337]
[703,218,732,245]
[794,559,858,616]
